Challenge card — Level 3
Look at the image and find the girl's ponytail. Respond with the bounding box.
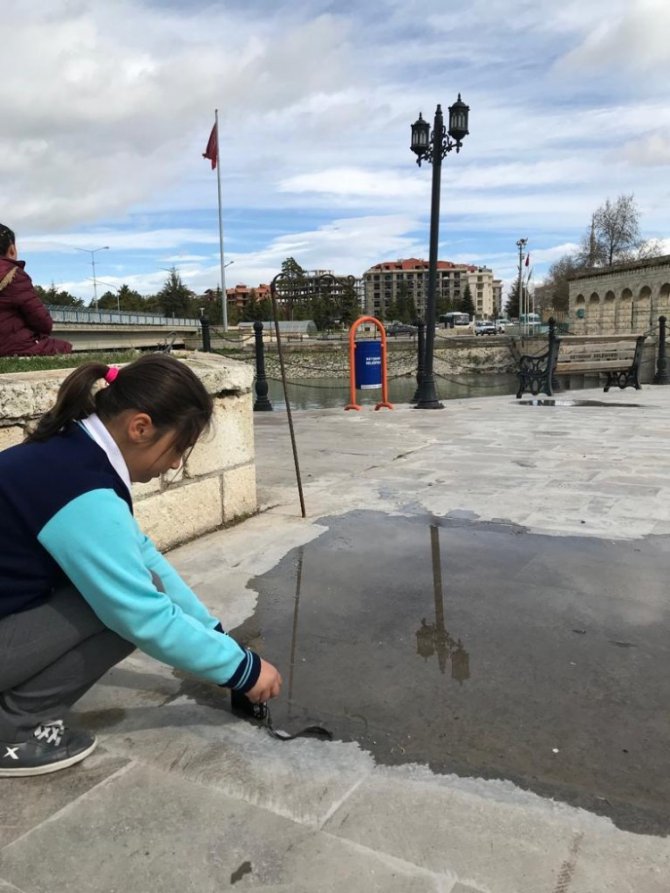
[26,363,109,442]
[25,354,212,452]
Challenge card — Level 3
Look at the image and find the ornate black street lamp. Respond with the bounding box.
[410,96,469,408]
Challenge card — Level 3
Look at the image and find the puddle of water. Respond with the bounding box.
[230,511,670,836]
[76,708,128,730]
[517,398,642,407]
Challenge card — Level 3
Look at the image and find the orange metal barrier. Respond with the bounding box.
[345,316,393,411]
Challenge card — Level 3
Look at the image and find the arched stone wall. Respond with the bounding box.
[603,290,616,333]
[633,285,652,332]
[568,257,670,334]
[616,288,633,333]
[574,293,586,334]
[587,292,601,334]
[659,283,670,319]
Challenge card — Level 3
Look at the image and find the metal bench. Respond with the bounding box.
[554,334,646,392]
[515,321,561,398]
[516,320,647,398]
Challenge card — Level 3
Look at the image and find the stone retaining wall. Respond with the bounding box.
[250,338,519,380]
[0,352,256,551]
[569,255,670,335]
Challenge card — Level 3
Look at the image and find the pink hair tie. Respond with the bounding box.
[104,367,119,384]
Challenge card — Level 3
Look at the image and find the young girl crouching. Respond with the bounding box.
[0,354,281,776]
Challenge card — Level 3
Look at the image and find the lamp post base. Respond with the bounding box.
[413,375,444,409]
[414,399,445,409]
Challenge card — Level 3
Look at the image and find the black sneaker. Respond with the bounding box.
[0,720,97,777]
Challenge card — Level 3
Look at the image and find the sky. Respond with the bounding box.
[4,0,670,305]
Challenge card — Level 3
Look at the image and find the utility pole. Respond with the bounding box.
[516,238,527,336]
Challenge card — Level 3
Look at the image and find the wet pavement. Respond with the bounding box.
[231,510,670,836]
[517,398,643,407]
[5,388,670,893]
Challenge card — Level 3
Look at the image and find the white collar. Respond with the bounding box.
[79,414,132,497]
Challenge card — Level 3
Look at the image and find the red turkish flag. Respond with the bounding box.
[202,123,217,169]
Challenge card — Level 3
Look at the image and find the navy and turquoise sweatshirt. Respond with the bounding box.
[0,422,260,692]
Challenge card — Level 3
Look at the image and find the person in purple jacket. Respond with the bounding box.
[0,224,72,357]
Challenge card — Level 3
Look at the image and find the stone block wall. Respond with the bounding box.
[0,352,257,551]
[569,255,670,335]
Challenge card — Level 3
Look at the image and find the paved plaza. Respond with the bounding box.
[2,387,669,892]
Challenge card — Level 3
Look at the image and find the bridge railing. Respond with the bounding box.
[46,306,200,327]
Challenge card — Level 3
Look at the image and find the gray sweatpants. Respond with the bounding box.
[0,586,135,743]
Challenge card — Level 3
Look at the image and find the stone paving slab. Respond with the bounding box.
[0,749,129,848]
[0,764,444,893]
[251,393,670,543]
[567,827,670,893]
[232,887,443,893]
[323,769,576,893]
[97,699,374,828]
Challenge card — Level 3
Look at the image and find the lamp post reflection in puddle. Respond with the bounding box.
[416,524,470,683]
[287,548,304,720]
[285,546,370,737]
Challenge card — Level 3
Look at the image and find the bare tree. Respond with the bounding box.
[539,193,662,314]
[577,194,644,268]
[540,255,582,313]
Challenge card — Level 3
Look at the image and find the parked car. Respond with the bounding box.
[474,320,498,336]
[494,319,512,332]
[385,323,417,336]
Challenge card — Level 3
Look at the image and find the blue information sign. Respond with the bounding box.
[354,340,383,390]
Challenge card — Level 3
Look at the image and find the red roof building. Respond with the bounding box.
[363,258,496,319]
[225,283,271,310]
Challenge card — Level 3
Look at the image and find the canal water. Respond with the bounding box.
[267,373,518,410]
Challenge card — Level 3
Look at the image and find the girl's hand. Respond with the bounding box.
[246,658,282,703]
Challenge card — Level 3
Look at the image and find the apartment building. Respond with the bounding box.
[224,283,271,313]
[493,279,503,317]
[363,258,497,319]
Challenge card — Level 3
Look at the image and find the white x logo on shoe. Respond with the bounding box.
[3,747,19,760]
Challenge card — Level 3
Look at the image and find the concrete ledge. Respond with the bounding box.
[0,352,257,549]
[135,477,224,550]
[222,463,257,522]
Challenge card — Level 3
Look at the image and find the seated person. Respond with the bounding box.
[0,224,72,357]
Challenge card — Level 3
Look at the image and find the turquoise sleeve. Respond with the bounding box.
[38,489,255,688]
[138,534,219,630]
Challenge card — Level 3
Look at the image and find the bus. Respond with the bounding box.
[439,312,470,328]
[518,313,542,328]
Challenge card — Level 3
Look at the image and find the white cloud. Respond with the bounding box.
[2,2,358,230]
[24,229,219,252]
[279,167,426,199]
[5,0,670,300]
[620,132,670,167]
[554,0,670,80]
[162,254,214,263]
[45,214,425,297]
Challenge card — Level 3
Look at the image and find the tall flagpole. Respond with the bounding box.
[214,109,228,331]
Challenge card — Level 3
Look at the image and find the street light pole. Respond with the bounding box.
[220,259,234,328]
[95,280,121,311]
[516,238,527,337]
[411,97,469,409]
[74,246,109,308]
